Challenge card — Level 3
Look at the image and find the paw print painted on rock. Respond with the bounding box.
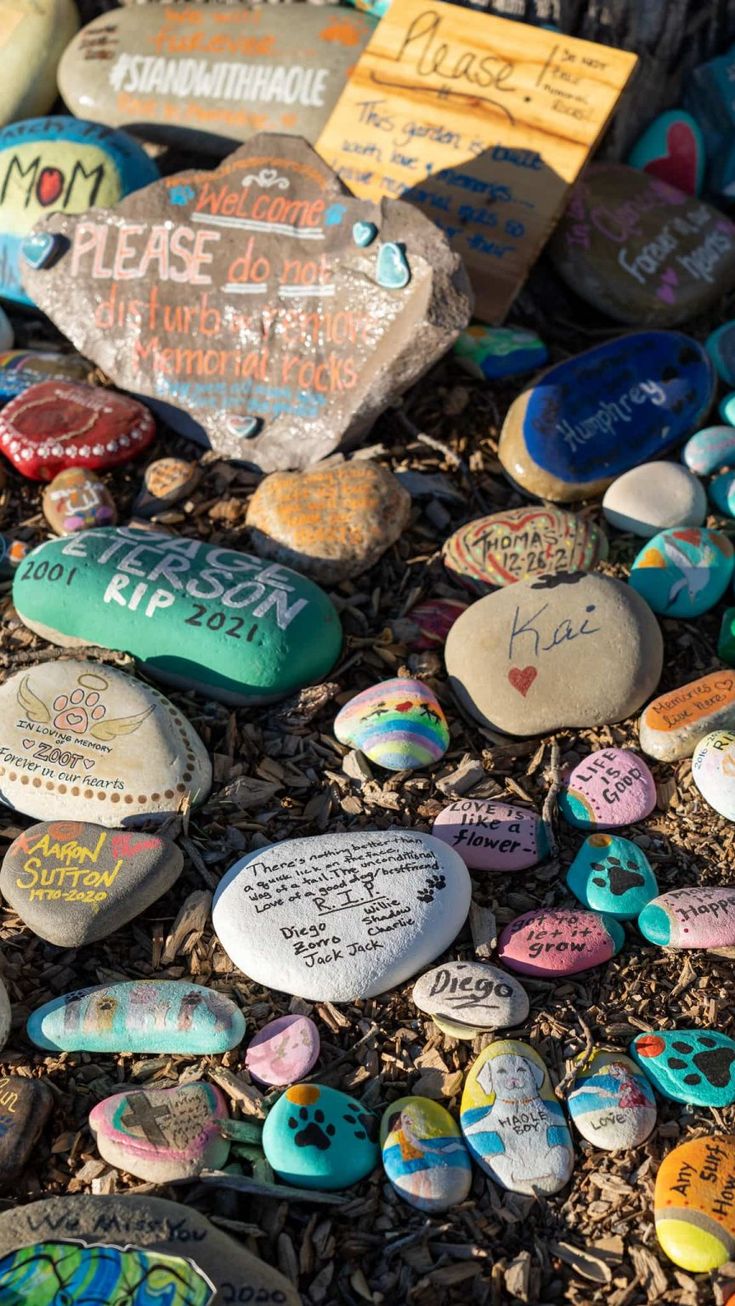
[566,834,658,920]
[52,682,107,734]
[631,1029,735,1107]
[289,1103,335,1151]
[263,1082,379,1190]
[417,873,447,904]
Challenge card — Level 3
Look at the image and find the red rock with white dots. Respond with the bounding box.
[0,380,155,480]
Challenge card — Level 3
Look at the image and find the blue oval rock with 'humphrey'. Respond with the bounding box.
[629,527,735,618]
[566,833,658,920]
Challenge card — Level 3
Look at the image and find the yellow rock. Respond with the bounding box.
[0,0,78,124]
[655,1136,735,1271]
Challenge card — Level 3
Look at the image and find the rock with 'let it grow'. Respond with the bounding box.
[498,908,625,978]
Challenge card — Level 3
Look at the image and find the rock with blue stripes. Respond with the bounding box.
[334,677,449,772]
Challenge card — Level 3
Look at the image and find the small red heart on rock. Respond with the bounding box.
[37,167,65,207]
[508,666,537,697]
[643,122,697,196]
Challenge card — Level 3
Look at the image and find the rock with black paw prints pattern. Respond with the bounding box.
[263,1083,378,1190]
[631,1029,735,1107]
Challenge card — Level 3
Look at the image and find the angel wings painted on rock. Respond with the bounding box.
[16,669,155,740]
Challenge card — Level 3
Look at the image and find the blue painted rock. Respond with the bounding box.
[90,1082,230,1183]
[693,730,735,820]
[0,1075,53,1183]
[42,469,117,536]
[0,117,157,307]
[627,111,705,195]
[565,833,658,920]
[655,1136,735,1272]
[682,426,735,475]
[631,1029,735,1107]
[0,0,78,126]
[334,677,449,771]
[567,1051,656,1150]
[707,322,735,385]
[558,749,656,831]
[442,506,607,591]
[711,470,735,517]
[432,799,548,872]
[453,325,548,381]
[406,598,467,650]
[381,1096,472,1212]
[412,960,529,1032]
[549,164,735,327]
[498,332,714,502]
[629,527,734,618]
[498,908,625,978]
[27,981,246,1054]
[263,1083,378,1190]
[0,349,90,401]
[639,886,735,949]
[639,670,735,761]
[602,462,706,537]
[0,382,155,481]
[460,1040,574,1195]
[12,527,342,705]
[245,1014,320,1087]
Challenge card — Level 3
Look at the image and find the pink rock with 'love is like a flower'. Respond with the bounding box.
[432,799,548,871]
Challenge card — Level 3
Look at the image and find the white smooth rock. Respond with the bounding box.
[602,462,707,537]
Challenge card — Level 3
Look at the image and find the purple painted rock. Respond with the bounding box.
[498,908,625,977]
[431,799,548,872]
[245,1014,320,1087]
[558,749,656,831]
[638,886,735,949]
[90,1081,230,1183]
[406,598,467,650]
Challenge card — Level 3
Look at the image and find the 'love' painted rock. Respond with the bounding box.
[0,821,183,947]
[639,671,735,761]
[639,886,735,949]
[90,1082,230,1183]
[498,332,713,502]
[710,470,735,517]
[334,678,449,771]
[631,1029,735,1106]
[431,799,548,872]
[549,164,735,327]
[445,572,663,737]
[0,1075,53,1183]
[27,981,246,1054]
[558,749,656,831]
[42,468,117,535]
[602,462,706,537]
[381,1096,472,1212]
[406,598,467,650]
[0,349,90,401]
[12,528,342,705]
[0,381,155,481]
[567,1051,656,1150]
[0,659,211,826]
[682,426,735,475]
[133,457,200,519]
[565,834,658,920]
[629,527,734,618]
[707,322,735,385]
[627,111,705,195]
[460,1040,574,1195]
[442,506,607,592]
[693,730,735,820]
[453,325,548,381]
[263,1083,378,1190]
[498,908,625,978]
[0,0,78,126]
[412,960,529,1031]
[245,1014,320,1087]
[655,1136,735,1272]
[212,831,471,1003]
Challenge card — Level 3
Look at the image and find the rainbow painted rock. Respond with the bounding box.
[629,528,734,618]
[558,749,656,831]
[565,833,658,920]
[707,322,735,386]
[639,670,735,761]
[498,908,625,978]
[0,349,90,401]
[380,1096,472,1212]
[334,677,449,770]
[567,1051,656,1150]
[431,799,548,872]
[0,382,155,481]
[42,468,117,536]
[631,1029,735,1106]
[442,506,607,592]
[90,1082,230,1183]
[692,730,735,820]
[263,1083,378,1190]
[639,886,735,949]
[627,111,705,195]
[655,1136,735,1271]
[406,598,467,650]
[682,426,735,475]
[453,325,548,381]
[245,1014,320,1087]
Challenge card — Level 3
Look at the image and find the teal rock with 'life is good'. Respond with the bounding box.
[12,527,342,704]
[27,981,246,1054]
[263,1083,379,1190]
[629,528,734,617]
[566,833,658,919]
[631,1029,735,1107]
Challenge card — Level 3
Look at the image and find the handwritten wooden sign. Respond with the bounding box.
[317,0,638,321]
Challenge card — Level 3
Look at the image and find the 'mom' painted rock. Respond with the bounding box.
[12,527,342,704]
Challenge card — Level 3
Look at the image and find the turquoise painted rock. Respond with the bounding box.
[682,426,735,476]
[334,677,449,771]
[380,1096,472,1212]
[566,833,658,920]
[710,470,735,517]
[559,748,656,830]
[453,325,548,381]
[90,1082,230,1183]
[27,981,246,1054]
[567,1051,656,1150]
[627,111,705,195]
[639,886,735,949]
[720,392,735,425]
[707,322,735,386]
[12,527,342,704]
[719,608,735,664]
[631,1029,735,1107]
[629,528,734,618]
[685,44,735,199]
[263,1083,378,1191]
[693,730,735,820]
[0,117,157,307]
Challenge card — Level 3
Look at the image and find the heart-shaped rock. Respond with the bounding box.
[90,1082,230,1183]
[0,381,155,481]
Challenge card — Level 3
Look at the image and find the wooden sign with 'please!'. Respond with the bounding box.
[316,0,637,321]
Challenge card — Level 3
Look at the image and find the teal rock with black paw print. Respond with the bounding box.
[631,1029,735,1106]
[263,1083,378,1190]
[566,833,658,920]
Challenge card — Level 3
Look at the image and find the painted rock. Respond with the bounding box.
[0,536,27,579]
[412,961,529,1031]
[212,830,471,1003]
[629,527,734,618]
[381,1096,472,1212]
[720,609,735,665]
[0,978,9,1054]
[710,470,735,517]
[549,164,735,327]
[442,506,607,592]
[0,1194,299,1304]
[498,908,625,978]
[655,1136,735,1272]
[246,461,411,584]
[627,111,705,195]
[558,749,656,831]
[631,1029,735,1107]
[132,457,200,519]
[42,468,117,536]
[406,598,467,650]
[58,4,376,151]
[0,658,210,825]
[0,1075,53,1183]
[721,392,735,425]
[0,309,12,352]
[0,821,183,947]
[22,133,471,470]
[445,572,663,736]
[639,886,735,949]
[453,325,548,381]
[640,671,735,761]
[0,349,90,401]
[565,834,658,920]
[263,1083,378,1190]
[682,426,735,476]
[431,1013,487,1041]
[12,527,342,705]
[245,1014,320,1087]
[432,799,548,872]
[0,0,78,126]
[567,1051,656,1150]
[707,321,735,385]
[0,381,155,481]
[27,980,246,1054]
[90,1082,230,1183]
[334,678,449,771]
[498,332,715,502]
[693,730,735,820]
[1,117,157,308]
[602,462,706,537]
[460,1040,574,1195]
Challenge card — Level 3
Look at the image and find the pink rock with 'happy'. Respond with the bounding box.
[431,799,549,871]
[558,748,657,831]
[498,908,625,977]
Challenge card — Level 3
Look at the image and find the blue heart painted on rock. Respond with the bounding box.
[376,242,411,290]
[353,221,378,248]
[224,415,261,440]
[21,231,67,270]
[324,204,347,227]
